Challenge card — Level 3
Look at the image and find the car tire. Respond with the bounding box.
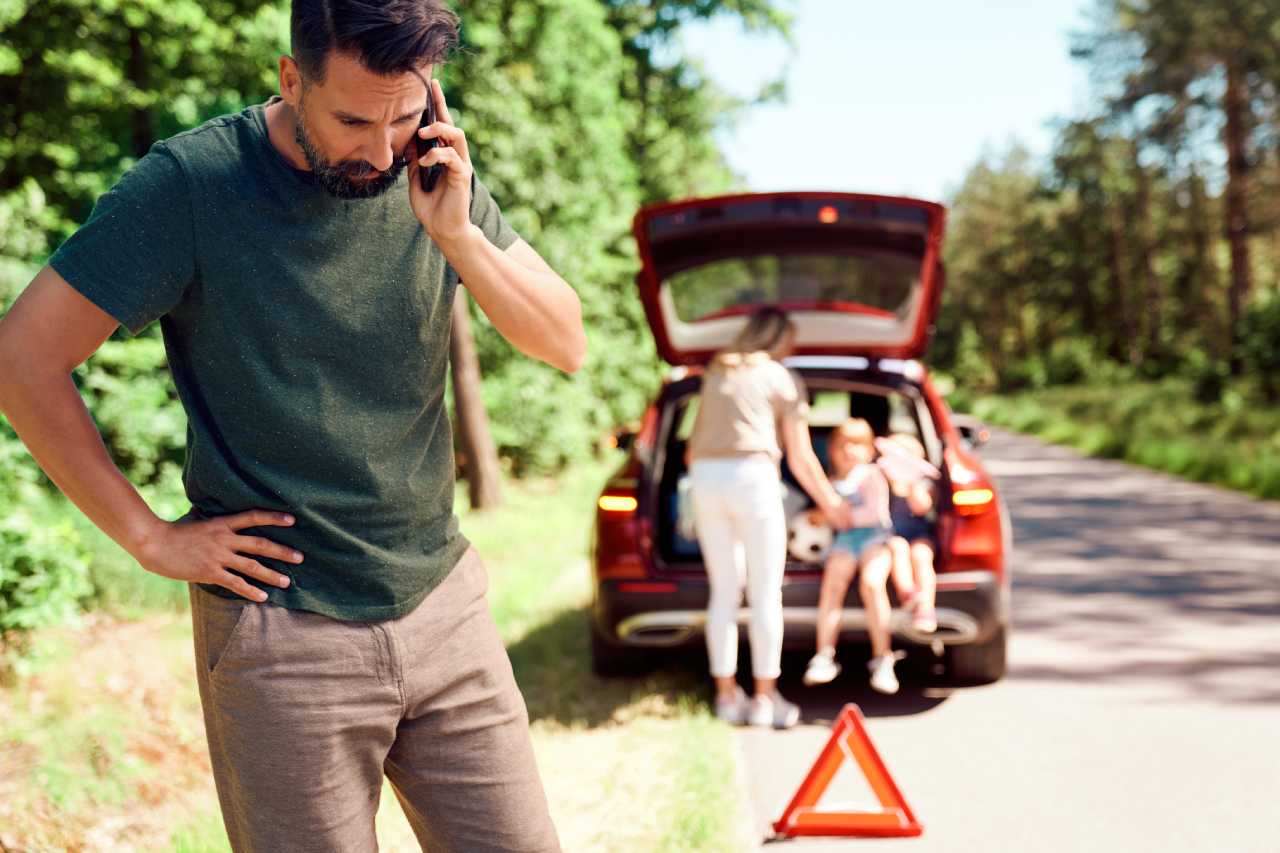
[946,625,1007,685]
[590,623,654,678]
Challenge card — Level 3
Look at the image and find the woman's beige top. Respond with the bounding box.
[687,352,810,465]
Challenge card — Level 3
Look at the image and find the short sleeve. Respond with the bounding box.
[469,173,518,250]
[774,365,810,422]
[47,141,194,336]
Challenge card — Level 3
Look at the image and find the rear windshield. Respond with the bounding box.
[666,251,920,324]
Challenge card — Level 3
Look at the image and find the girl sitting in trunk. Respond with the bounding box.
[803,418,903,694]
[880,433,939,634]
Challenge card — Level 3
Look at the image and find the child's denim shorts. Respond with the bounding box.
[830,526,891,560]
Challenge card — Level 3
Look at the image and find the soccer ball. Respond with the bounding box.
[787,509,833,563]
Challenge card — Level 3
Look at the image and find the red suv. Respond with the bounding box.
[590,192,1011,684]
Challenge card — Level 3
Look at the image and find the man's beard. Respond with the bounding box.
[293,109,406,200]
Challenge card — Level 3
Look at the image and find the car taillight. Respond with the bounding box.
[598,494,638,513]
[939,447,1003,575]
[952,488,994,515]
[595,486,646,580]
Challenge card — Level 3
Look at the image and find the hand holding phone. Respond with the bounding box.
[415,88,444,193]
[406,75,474,243]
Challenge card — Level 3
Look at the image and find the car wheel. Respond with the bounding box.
[946,626,1007,685]
[590,623,654,678]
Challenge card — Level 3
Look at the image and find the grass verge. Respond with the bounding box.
[951,379,1280,500]
[0,455,748,852]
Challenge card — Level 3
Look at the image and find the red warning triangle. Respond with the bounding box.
[772,703,923,838]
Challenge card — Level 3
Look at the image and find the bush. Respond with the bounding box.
[1241,293,1280,402]
[0,424,95,658]
[1180,348,1228,404]
[1084,357,1139,387]
[74,335,188,487]
[0,506,93,657]
[948,326,999,392]
[1255,454,1280,501]
[996,358,1047,393]
[1043,339,1095,386]
[479,359,612,476]
[970,379,1280,502]
[0,509,93,632]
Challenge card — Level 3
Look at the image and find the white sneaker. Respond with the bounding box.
[803,650,842,686]
[714,687,749,725]
[868,651,906,695]
[748,692,801,729]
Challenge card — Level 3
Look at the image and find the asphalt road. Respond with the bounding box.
[735,429,1280,852]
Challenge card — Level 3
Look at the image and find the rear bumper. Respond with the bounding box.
[593,570,1006,650]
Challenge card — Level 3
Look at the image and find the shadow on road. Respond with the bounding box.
[986,430,1280,705]
[773,649,955,723]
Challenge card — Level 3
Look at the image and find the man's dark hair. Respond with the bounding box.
[291,0,459,83]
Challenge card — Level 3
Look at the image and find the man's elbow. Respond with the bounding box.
[556,329,587,374]
[554,300,587,373]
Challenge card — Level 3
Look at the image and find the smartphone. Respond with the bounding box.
[416,90,444,193]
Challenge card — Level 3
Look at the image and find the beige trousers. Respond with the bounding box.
[189,546,560,852]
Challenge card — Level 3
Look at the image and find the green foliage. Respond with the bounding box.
[0,504,93,652]
[962,380,1280,501]
[0,180,64,263]
[2,0,792,484]
[0,0,288,235]
[444,0,652,473]
[441,0,788,473]
[0,263,98,651]
[1240,291,1280,401]
[602,0,792,204]
[996,357,1047,393]
[937,0,1280,389]
[1180,348,1228,405]
[73,334,187,487]
[1043,338,1096,386]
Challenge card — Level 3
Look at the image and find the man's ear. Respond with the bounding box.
[279,55,303,108]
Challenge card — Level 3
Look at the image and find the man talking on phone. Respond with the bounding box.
[0,1,578,850]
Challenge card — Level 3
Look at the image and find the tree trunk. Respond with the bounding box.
[127,27,153,157]
[450,288,504,510]
[1071,214,1099,345]
[1108,199,1137,364]
[1130,140,1162,364]
[1223,61,1253,375]
[1176,167,1218,354]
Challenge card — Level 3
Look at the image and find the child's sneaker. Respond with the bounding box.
[714,686,749,725]
[747,692,801,729]
[868,651,906,695]
[803,650,842,686]
[912,605,937,634]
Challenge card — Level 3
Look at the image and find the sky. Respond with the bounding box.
[679,0,1098,201]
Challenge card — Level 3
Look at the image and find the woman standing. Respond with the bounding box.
[685,308,852,728]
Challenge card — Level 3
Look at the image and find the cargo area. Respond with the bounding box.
[652,371,944,569]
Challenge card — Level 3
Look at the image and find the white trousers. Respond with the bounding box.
[689,457,788,680]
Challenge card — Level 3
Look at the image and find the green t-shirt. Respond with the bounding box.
[49,97,518,621]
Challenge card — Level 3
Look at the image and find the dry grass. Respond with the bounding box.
[0,614,220,852]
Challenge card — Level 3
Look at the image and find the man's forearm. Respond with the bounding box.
[0,370,162,556]
[439,225,585,373]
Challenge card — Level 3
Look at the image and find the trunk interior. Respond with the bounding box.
[652,371,946,572]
